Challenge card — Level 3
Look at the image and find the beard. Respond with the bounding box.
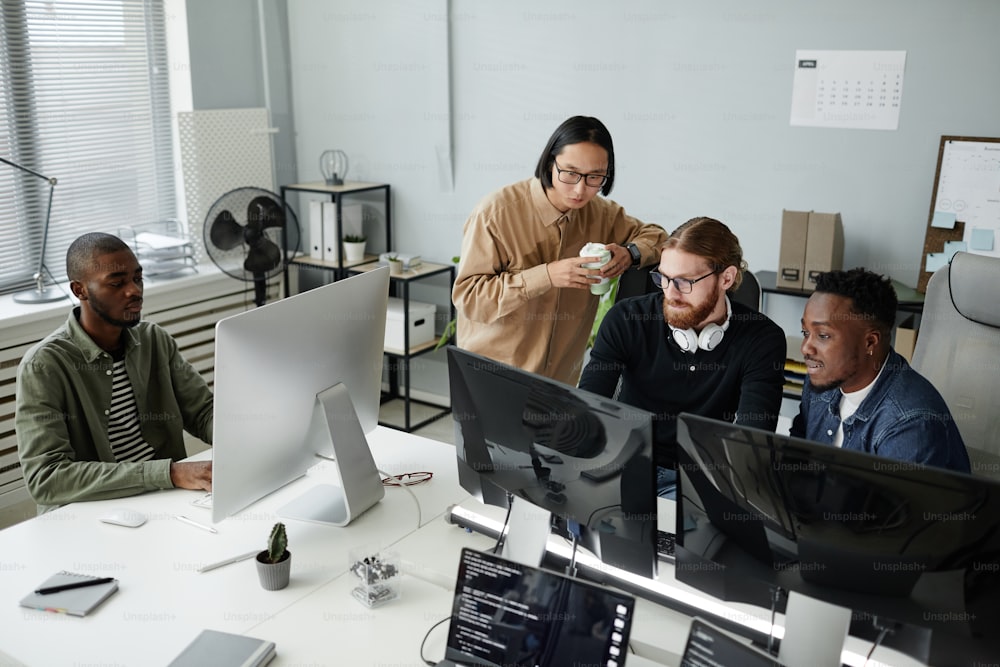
[90,296,142,329]
[804,356,858,393]
[662,283,723,331]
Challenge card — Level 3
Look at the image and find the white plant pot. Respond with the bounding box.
[388,261,403,276]
[343,241,366,262]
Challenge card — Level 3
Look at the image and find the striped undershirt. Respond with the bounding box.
[108,359,156,463]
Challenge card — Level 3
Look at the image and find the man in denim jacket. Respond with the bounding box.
[791,268,970,472]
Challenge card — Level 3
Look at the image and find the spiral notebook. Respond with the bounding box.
[19,571,119,616]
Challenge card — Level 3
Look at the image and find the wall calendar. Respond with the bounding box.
[790,50,906,131]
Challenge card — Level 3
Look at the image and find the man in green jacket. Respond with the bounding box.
[15,232,214,512]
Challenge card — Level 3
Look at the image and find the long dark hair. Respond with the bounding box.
[533,116,615,196]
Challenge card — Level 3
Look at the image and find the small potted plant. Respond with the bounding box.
[343,233,367,262]
[386,254,404,276]
[256,522,291,590]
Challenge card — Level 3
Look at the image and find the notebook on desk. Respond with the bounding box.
[436,547,635,667]
[19,571,119,617]
[168,629,275,667]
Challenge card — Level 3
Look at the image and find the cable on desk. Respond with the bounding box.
[378,468,423,529]
[492,491,516,555]
[312,453,426,528]
[767,585,786,656]
[864,617,898,666]
[419,614,452,666]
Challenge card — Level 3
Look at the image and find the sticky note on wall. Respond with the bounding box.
[943,241,967,260]
[970,228,995,251]
[931,211,957,229]
[925,252,948,273]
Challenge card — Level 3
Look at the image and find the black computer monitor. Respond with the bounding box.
[675,412,1000,665]
[447,347,657,579]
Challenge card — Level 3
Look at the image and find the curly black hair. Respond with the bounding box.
[813,268,897,333]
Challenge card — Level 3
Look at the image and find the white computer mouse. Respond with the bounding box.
[98,507,147,528]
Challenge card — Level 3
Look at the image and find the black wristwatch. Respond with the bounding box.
[626,242,642,267]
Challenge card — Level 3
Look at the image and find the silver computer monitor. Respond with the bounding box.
[211,268,390,524]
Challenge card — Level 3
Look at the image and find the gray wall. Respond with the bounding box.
[189,0,1000,398]
[284,0,1000,284]
[185,0,298,188]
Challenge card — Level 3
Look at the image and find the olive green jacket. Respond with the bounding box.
[15,308,213,512]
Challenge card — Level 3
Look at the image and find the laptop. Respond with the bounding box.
[437,548,636,667]
[680,618,785,667]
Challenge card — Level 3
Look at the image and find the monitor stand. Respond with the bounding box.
[777,591,851,667]
[277,383,385,526]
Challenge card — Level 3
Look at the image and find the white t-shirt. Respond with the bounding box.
[833,359,887,448]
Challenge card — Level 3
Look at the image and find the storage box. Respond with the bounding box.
[803,211,844,290]
[777,209,810,290]
[385,297,436,352]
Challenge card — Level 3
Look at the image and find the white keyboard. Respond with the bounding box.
[190,492,213,509]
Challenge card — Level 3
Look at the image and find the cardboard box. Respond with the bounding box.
[385,297,436,352]
[777,210,810,290]
[803,211,844,291]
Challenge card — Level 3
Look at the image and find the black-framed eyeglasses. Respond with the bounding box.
[553,160,608,188]
[650,269,719,294]
[381,471,433,487]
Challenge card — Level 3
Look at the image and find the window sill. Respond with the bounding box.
[0,263,237,347]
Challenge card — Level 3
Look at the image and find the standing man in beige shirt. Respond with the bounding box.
[453,115,667,385]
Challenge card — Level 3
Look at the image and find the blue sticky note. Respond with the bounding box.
[925,252,948,273]
[943,240,967,260]
[970,227,995,251]
[931,211,957,229]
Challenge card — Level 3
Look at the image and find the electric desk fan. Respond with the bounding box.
[203,187,300,306]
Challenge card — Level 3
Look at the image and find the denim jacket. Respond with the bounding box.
[790,350,971,473]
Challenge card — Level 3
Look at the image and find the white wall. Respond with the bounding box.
[284,0,1000,396]
[286,0,1000,285]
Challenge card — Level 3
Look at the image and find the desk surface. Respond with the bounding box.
[0,427,465,666]
[0,427,926,667]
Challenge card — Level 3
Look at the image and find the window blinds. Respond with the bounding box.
[0,0,173,292]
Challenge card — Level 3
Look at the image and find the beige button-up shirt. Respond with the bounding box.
[453,177,666,385]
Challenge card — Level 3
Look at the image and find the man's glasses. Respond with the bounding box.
[553,160,608,188]
[381,471,433,487]
[650,269,719,294]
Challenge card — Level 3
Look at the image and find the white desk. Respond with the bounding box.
[0,427,466,666]
[0,427,926,667]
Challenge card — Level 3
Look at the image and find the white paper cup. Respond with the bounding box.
[581,243,612,295]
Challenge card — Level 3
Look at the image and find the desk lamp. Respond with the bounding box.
[319,149,348,186]
[2,155,66,304]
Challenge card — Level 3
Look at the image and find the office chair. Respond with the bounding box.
[911,251,1000,477]
[615,265,656,303]
[615,265,762,312]
[731,269,762,312]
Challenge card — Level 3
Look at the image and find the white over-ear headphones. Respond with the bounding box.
[669,296,732,353]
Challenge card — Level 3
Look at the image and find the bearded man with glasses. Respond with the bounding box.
[453,115,667,386]
[579,216,786,497]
